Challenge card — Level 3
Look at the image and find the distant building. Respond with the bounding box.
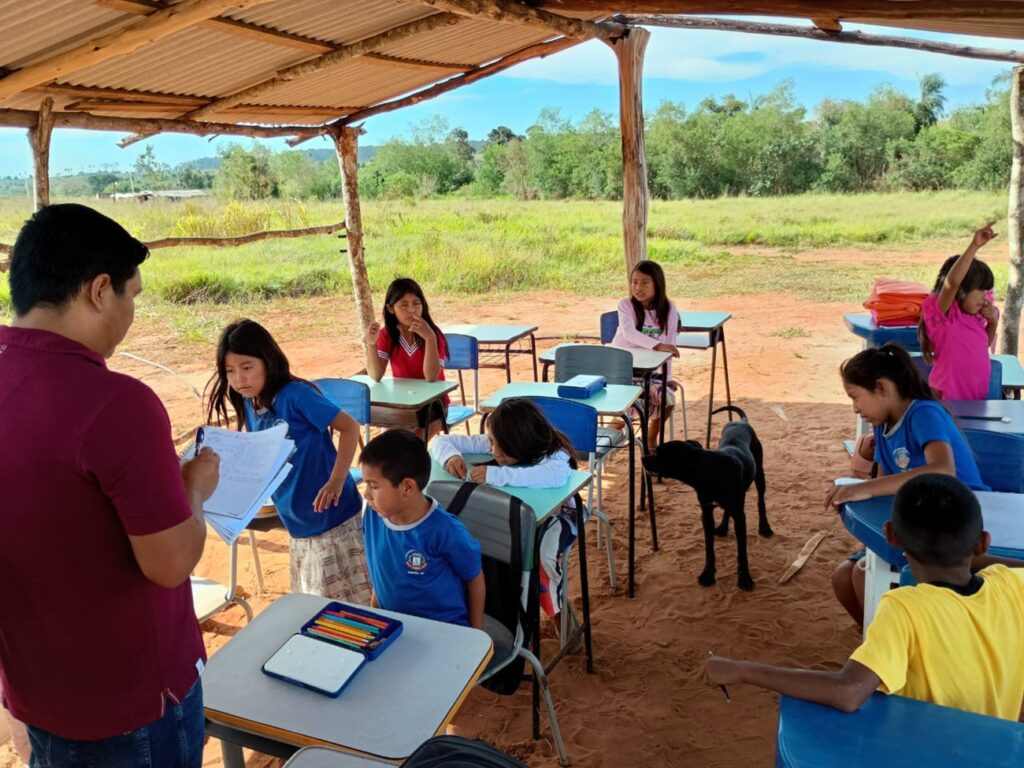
[109,190,209,202]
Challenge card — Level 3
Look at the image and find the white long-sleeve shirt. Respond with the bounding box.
[428,433,572,489]
[611,297,680,381]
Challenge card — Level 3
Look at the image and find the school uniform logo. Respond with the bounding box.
[893,447,911,471]
[405,550,428,573]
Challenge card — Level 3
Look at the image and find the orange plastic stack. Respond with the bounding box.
[863,278,930,327]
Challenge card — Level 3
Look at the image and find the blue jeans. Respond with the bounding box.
[28,681,204,768]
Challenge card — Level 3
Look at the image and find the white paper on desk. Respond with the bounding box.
[199,424,294,519]
[205,463,292,545]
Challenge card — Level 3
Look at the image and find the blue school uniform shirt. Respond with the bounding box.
[363,498,482,626]
[244,380,362,538]
[873,400,988,491]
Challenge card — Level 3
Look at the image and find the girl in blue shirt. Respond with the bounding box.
[825,343,987,625]
[206,319,370,603]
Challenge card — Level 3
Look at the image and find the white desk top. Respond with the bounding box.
[480,381,642,417]
[204,594,492,761]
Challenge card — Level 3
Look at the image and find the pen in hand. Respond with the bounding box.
[194,427,205,459]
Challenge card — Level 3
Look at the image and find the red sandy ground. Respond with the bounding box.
[1,263,963,767]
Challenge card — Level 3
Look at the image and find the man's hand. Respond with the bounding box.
[445,455,468,479]
[181,447,220,504]
[314,473,347,513]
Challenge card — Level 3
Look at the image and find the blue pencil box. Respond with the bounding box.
[557,374,606,399]
[261,603,403,697]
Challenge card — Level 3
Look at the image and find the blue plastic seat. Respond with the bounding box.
[913,355,1004,400]
[443,333,480,434]
[312,377,372,482]
[963,428,1024,493]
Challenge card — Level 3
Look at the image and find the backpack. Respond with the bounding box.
[403,735,527,768]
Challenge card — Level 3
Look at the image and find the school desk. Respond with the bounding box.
[841,491,1024,628]
[283,746,393,767]
[843,313,920,352]
[776,693,1024,768]
[479,382,650,598]
[676,310,735,446]
[203,593,493,767]
[442,324,539,383]
[994,354,1024,400]
[950,399,1024,436]
[347,375,457,440]
[537,342,672,445]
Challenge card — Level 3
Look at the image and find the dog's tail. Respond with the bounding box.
[712,404,748,422]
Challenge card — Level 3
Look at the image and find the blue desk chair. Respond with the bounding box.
[444,333,480,434]
[313,377,372,483]
[963,428,1024,493]
[599,310,686,440]
[912,356,1004,400]
[524,395,616,594]
[425,480,569,767]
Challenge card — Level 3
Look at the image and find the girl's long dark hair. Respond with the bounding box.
[205,319,310,430]
[840,343,935,402]
[630,260,672,333]
[487,398,577,469]
[918,254,995,363]
[382,277,445,352]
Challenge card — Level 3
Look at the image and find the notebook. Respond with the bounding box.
[262,633,366,698]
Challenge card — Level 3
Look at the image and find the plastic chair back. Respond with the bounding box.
[312,378,370,425]
[554,344,633,386]
[445,333,479,371]
[521,396,598,454]
[599,311,618,344]
[963,428,1024,493]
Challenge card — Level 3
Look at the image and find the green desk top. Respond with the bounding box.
[678,311,732,330]
[429,454,592,521]
[994,354,1024,389]
[443,324,537,343]
[538,342,671,373]
[348,375,457,409]
[480,381,641,416]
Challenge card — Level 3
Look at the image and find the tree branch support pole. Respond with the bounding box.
[28,97,55,211]
[608,27,650,284]
[334,126,375,338]
[1003,66,1024,356]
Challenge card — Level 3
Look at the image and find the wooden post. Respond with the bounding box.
[28,97,55,211]
[608,27,650,284]
[334,126,375,338]
[1003,66,1024,356]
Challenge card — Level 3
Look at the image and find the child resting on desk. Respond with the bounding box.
[360,429,485,629]
[428,397,579,617]
[705,473,1024,720]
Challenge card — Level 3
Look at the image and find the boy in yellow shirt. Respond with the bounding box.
[704,473,1024,720]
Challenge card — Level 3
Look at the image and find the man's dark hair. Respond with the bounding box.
[892,474,983,567]
[359,429,431,490]
[8,204,149,316]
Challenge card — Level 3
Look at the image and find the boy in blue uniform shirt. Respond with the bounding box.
[360,430,484,628]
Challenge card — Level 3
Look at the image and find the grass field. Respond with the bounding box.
[0,190,1010,338]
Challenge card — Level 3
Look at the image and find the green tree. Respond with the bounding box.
[214,142,278,199]
[914,73,948,133]
[133,145,170,190]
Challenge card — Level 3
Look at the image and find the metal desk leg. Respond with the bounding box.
[529,333,539,382]
[541,359,552,383]
[719,326,733,412]
[577,491,593,673]
[705,331,719,447]
[626,414,637,598]
[504,343,513,384]
[659,360,668,447]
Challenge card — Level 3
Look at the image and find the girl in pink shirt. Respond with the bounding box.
[918,223,999,400]
[611,260,680,450]
[364,277,449,439]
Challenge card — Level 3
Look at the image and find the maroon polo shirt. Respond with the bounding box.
[0,326,205,740]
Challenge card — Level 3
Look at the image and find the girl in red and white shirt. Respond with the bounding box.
[364,277,449,439]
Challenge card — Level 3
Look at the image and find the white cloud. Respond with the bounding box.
[503,22,1013,89]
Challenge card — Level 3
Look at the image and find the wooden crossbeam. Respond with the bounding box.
[0,0,275,101]
[31,83,208,106]
[362,52,474,72]
[407,0,627,40]
[812,18,843,33]
[96,0,337,53]
[619,15,1024,63]
[63,99,356,117]
[536,0,1024,19]
[181,13,460,122]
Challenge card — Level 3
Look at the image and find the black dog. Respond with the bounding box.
[642,405,772,591]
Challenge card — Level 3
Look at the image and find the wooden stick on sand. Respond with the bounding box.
[779,531,829,584]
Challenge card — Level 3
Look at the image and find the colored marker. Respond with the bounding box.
[320,614,379,635]
[325,609,388,630]
[313,620,371,640]
[307,628,363,650]
[316,616,376,638]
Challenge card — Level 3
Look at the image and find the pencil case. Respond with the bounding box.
[299,602,403,661]
[557,374,606,399]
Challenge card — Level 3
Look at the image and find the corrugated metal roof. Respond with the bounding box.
[0,0,129,69]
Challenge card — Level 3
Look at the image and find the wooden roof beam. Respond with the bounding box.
[535,1,1024,19]
[181,13,460,122]
[812,18,842,33]
[362,52,473,72]
[407,0,627,40]
[0,106,325,140]
[618,15,1024,64]
[0,0,275,102]
[64,100,357,117]
[96,0,337,54]
[30,83,208,106]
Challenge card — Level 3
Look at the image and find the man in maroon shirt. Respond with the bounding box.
[0,204,219,767]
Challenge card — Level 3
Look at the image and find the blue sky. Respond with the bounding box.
[0,21,1016,177]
